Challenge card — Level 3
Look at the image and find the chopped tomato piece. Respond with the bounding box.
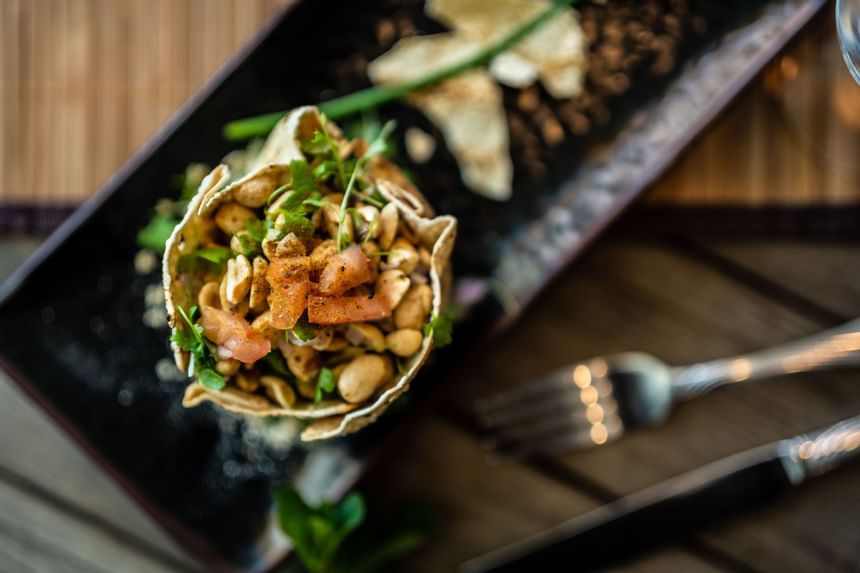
[318,244,373,296]
[307,294,392,325]
[267,257,311,330]
[199,305,271,363]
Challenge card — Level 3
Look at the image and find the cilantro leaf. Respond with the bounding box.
[315,367,336,404]
[423,313,453,348]
[198,368,226,390]
[279,212,316,238]
[289,320,318,342]
[267,184,289,206]
[263,352,292,378]
[301,130,331,156]
[245,218,266,242]
[289,159,317,196]
[173,305,223,384]
[136,214,177,253]
[194,246,232,264]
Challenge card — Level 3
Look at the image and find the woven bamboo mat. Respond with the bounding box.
[1,1,858,231]
[0,0,289,210]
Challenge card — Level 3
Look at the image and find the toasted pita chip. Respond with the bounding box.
[426,0,587,98]
[163,107,457,441]
[368,34,513,200]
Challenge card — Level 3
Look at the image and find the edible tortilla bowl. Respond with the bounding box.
[162,106,457,441]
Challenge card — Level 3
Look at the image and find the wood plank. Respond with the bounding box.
[698,240,860,320]
[442,238,860,570]
[0,371,197,571]
[366,418,719,573]
[0,477,179,573]
[0,236,195,570]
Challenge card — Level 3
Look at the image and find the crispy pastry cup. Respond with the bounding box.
[163,106,456,441]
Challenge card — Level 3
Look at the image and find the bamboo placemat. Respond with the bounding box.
[0,0,289,211]
[1,0,857,232]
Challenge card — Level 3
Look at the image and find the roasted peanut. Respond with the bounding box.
[323,192,344,205]
[226,255,252,304]
[260,375,297,408]
[322,202,353,242]
[214,202,256,235]
[381,238,419,274]
[283,344,321,383]
[276,232,306,258]
[394,284,432,330]
[234,173,278,208]
[378,202,399,249]
[295,379,317,400]
[386,329,423,357]
[337,354,391,404]
[230,230,253,255]
[262,239,278,261]
[236,371,259,393]
[356,205,380,241]
[198,281,221,309]
[345,323,386,352]
[215,358,240,377]
[219,273,249,316]
[249,257,269,313]
[266,190,291,216]
[418,246,432,270]
[327,335,349,352]
[375,270,411,308]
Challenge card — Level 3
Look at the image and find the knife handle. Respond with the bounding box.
[460,447,794,573]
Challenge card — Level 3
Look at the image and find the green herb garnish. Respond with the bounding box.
[315,367,336,404]
[272,485,433,573]
[337,120,396,251]
[273,485,366,573]
[222,0,574,140]
[289,319,318,343]
[171,305,225,390]
[423,313,453,348]
[194,246,232,264]
[264,352,292,378]
[136,214,177,253]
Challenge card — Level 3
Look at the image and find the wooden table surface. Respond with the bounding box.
[2,3,860,573]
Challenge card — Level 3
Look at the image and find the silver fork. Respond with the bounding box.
[475,318,860,458]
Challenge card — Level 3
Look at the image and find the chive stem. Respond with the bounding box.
[223,0,573,140]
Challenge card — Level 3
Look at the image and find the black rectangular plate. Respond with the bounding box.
[0,1,822,570]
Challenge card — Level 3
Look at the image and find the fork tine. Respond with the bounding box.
[477,385,585,429]
[494,413,625,460]
[476,375,616,430]
[474,368,575,411]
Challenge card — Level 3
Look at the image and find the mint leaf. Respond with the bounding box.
[335,493,365,531]
[137,214,176,253]
[273,485,323,572]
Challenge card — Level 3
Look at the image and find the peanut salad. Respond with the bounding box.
[162,107,456,441]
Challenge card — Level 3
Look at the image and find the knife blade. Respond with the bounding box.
[460,415,860,573]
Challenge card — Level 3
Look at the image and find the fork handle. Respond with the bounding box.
[672,318,860,400]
